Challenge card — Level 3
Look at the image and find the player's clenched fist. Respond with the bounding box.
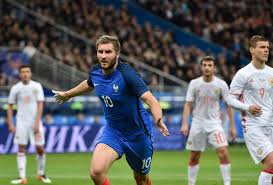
[52,90,70,104]
[248,105,262,117]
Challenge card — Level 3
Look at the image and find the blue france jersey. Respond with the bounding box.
[87,62,153,139]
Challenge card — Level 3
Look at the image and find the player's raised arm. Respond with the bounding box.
[52,80,93,104]
[141,91,170,136]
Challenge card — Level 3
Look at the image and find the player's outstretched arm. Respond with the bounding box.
[180,101,192,136]
[52,80,93,104]
[140,91,170,136]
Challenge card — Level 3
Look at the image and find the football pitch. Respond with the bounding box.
[0,145,260,185]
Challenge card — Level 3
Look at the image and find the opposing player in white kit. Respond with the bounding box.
[7,65,51,184]
[180,56,236,185]
[228,35,273,185]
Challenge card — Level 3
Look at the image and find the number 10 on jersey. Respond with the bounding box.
[101,95,114,107]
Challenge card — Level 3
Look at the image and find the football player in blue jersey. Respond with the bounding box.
[52,35,170,185]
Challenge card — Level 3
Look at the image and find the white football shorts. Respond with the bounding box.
[244,125,273,164]
[14,121,45,146]
[186,122,228,151]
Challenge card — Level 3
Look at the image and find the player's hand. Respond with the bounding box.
[52,90,70,104]
[33,124,40,134]
[180,122,189,136]
[156,118,170,136]
[248,105,262,117]
[8,124,16,134]
[229,124,237,141]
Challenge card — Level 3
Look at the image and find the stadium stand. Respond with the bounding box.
[1,0,242,84]
[136,0,273,66]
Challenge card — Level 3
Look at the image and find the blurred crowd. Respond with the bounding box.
[2,0,270,86]
[0,72,9,86]
[137,0,273,62]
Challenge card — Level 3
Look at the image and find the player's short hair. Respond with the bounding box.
[96,35,121,54]
[200,56,216,65]
[249,35,268,48]
[19,65,31,72]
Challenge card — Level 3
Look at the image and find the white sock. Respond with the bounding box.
[258,171,273,185]
[220,164,231,185]
[36,154,46,176]
[17,152,26,178]
[188,164,200,185]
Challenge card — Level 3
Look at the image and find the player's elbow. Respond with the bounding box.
[226,95,235,107]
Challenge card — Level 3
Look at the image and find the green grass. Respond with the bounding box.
[0,145,261,185]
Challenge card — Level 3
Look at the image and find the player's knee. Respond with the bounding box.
[133,173,149,183]
[217,148,229,163]
[90,167,106,181]
[189,152,201,165]
[36,146,44,155]
[263,154,273,170]
[18,145,27,153]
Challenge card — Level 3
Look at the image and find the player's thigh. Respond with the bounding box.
[91,129,124,173]
[186,124,207,151]
[208,126,228,149]
[125,134,153,175]
[30,122,45,146]
[14,122,30,145]
[91,143,119,174]
[244,126,273,164]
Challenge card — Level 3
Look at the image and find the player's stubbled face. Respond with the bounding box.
[252,41,269,63]
[19,68,32,83]
[201,60,215,77]
[97,43,118,70]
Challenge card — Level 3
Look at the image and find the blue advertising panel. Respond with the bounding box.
[0,124,186,154]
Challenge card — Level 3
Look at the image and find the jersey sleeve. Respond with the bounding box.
[87,76,94,88]
[37,83,45,101]
[8,86,17,104]
[185,80,195,102]
[220,81,229,102]
[120,64,148,97]
[230,70,245,95]
[87,65,98,88]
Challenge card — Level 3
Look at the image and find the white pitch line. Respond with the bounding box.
[0,174,258,181]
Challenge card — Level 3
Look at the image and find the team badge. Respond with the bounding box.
[268,77,273,86]
[33,89,38,95]
[257,148,263,156]
[113,84,119,93]
[213,88,220,96]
